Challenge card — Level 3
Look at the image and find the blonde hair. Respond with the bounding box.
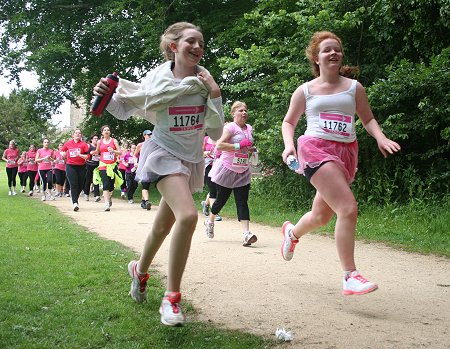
[305,31,358,78]
[231,101,248,114]
[160,22,202,61]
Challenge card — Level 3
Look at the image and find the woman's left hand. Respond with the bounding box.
[378,138,401,158]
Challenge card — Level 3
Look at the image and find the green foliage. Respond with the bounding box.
[359,47,450,200]
[1,0,449,202]
[0,91,62,151]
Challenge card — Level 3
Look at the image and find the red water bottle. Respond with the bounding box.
[90,72,119,116]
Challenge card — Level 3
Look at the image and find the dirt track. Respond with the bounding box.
[42,195,449,349]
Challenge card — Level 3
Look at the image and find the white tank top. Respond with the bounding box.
[303,79,357,143]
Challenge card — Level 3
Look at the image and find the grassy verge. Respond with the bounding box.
[192,180,450,258]
[0,171,272,348]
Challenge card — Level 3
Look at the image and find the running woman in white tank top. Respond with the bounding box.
[281,31,401,296]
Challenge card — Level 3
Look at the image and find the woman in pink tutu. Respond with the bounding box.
[281,31,400,296]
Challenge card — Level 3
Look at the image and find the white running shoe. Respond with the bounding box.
[343,271,378,295]
[12,190,17,196]
[73,203,79,211]
[128,199,134,204]
[204,219,214,239]
[121,191,126,199]
[41,195,46,201]
[84,194,89,201]
[242,231,257,246]
[281,221,299,261]
[159,292,186,326]
[94,196,101,202]
[48,193,55,201]
[8,191,12,196]
[201,200,210,216]
[104,203,110,211]
[128,261,149,303]
[29,191,33,196]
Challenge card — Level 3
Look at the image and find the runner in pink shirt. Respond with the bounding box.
[2,140,20,195]
[17,151,28,193]
[118,142,129,199]
[61,128,90,211]
[25,144,38,196]
[36,138,55,201]
[53,143,67,197]
[94,125,121,211]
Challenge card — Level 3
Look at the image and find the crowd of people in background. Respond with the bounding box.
[1,127,159,213]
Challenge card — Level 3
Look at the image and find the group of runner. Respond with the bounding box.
[2,128,154,212]
[5,21,402,329]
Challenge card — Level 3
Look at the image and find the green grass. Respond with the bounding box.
[193,179,450,258]
[0,167,272,348]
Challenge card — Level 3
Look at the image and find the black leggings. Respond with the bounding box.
[54,169,66,186]
[18,171,28,187]
[204,164,217,198]
[66,164,86,204]
[38,169,53,191]
[125,172,138,200]
[211,183,251,221]
[99,165,120,192]
[6,167,18,187]
[84,163,100,197]
[27,170,38,191]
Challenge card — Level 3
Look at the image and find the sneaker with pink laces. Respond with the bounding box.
[204,218,214,239]
[159,292,186,326]
[127,260,149,303]
[343,270,378,295]
[281,221,299,261]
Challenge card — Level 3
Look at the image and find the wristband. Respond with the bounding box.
[233,143,240,150]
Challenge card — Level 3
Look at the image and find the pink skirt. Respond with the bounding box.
[209,157,251,188]
[296,135,358,184]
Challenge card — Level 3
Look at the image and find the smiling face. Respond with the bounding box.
[315,38,343,73]
[171,28,204,67]
[43,139,50,148]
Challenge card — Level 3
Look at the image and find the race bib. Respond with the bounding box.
[91,155,100,162]
[28,160,35,165]
[168,105,205,132]
[58,159,65,164]
[232,152,249,167]
[319,112,354,138]
[69,148,80,158]
[103,152,115,161]
[8,160,16,165]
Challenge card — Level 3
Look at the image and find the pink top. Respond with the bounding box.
[3,148,20,168]
[118,149,127,170]
[36,148,54,171]
[99,138,117,170]
[26,150,38,171]
[220,122,253,174]
[54,150,66,171]
[18,157,28,173]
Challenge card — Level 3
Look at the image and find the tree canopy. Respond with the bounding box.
[1,0,449,202]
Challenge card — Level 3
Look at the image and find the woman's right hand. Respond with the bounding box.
[93,78,109,96]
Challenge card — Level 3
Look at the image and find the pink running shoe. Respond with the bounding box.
[281,221,299,261]
[159,292,186,326]
[128,261,149,303]
[343,270,378,295]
